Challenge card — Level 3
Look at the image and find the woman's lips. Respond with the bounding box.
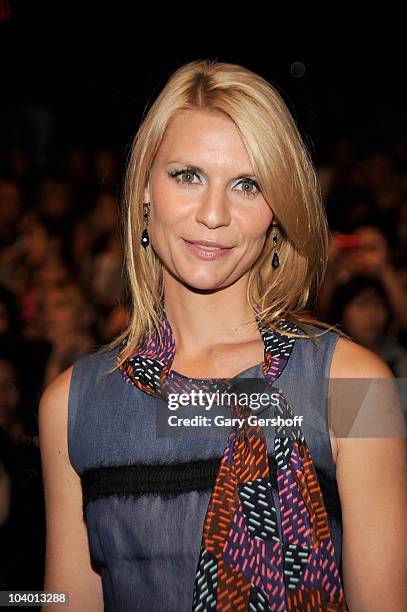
[183,240,234,261]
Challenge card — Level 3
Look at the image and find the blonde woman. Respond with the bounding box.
[39,60,407,611]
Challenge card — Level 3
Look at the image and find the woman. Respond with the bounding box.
[39,60,407,611]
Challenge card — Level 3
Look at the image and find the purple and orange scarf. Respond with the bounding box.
[119,307,348,611]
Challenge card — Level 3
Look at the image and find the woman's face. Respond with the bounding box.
[342,288,389,347]
[144,109,274,291]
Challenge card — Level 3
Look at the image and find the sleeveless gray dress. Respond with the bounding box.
[67,325,342,611]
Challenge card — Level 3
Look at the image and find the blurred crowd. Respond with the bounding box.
[0,135,407,593]
[0,145,128,594]
[316,136,407,374]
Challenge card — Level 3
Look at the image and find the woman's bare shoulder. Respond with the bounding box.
[330,336,394,379]
[38,366,75,438]
[45,365,74,391]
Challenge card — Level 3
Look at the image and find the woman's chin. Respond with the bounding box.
[176,271,236,292]
[162,258,243,291]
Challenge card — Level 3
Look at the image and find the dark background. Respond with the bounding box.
[2,4,406,166]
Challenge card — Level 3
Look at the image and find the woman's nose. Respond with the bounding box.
[194,187,231,229]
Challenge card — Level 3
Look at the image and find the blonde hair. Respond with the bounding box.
[97,59,348,373]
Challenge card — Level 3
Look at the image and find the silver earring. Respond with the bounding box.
[141,202,150,248]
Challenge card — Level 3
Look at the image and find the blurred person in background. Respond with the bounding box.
[72,191,125,314]
[0,285,49,410]
[35,179,73,219]
[316,223,407,334]
[329,275,407,379]
[15,210,73,340]
[350,225,407,329]
[329,274,407,418]
[73,192,121,272]
[40,281,97,388]
[87,192,123,309]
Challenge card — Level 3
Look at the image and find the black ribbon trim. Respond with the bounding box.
[81,454,342,524]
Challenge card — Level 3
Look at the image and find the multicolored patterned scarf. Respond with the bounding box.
[119,307,348,611]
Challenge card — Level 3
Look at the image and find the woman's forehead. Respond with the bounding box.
[156,111,253,171]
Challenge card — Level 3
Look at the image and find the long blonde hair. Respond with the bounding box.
[97,59,348,373]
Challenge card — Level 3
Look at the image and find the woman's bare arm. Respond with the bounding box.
[331,338,407,611]
[38,366,104,611]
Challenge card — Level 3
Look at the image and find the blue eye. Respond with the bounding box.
[167,167,261,198]
[235,179,260,197]
[167,168,199,184]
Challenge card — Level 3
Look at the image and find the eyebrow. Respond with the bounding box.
[167,160,258,180]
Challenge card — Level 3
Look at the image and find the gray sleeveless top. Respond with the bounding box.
[68,325,342,612]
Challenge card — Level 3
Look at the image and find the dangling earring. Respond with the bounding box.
[141,202,150,248]
[271,222,280,269]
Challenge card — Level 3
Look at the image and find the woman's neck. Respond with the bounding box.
[162,281,259,355]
